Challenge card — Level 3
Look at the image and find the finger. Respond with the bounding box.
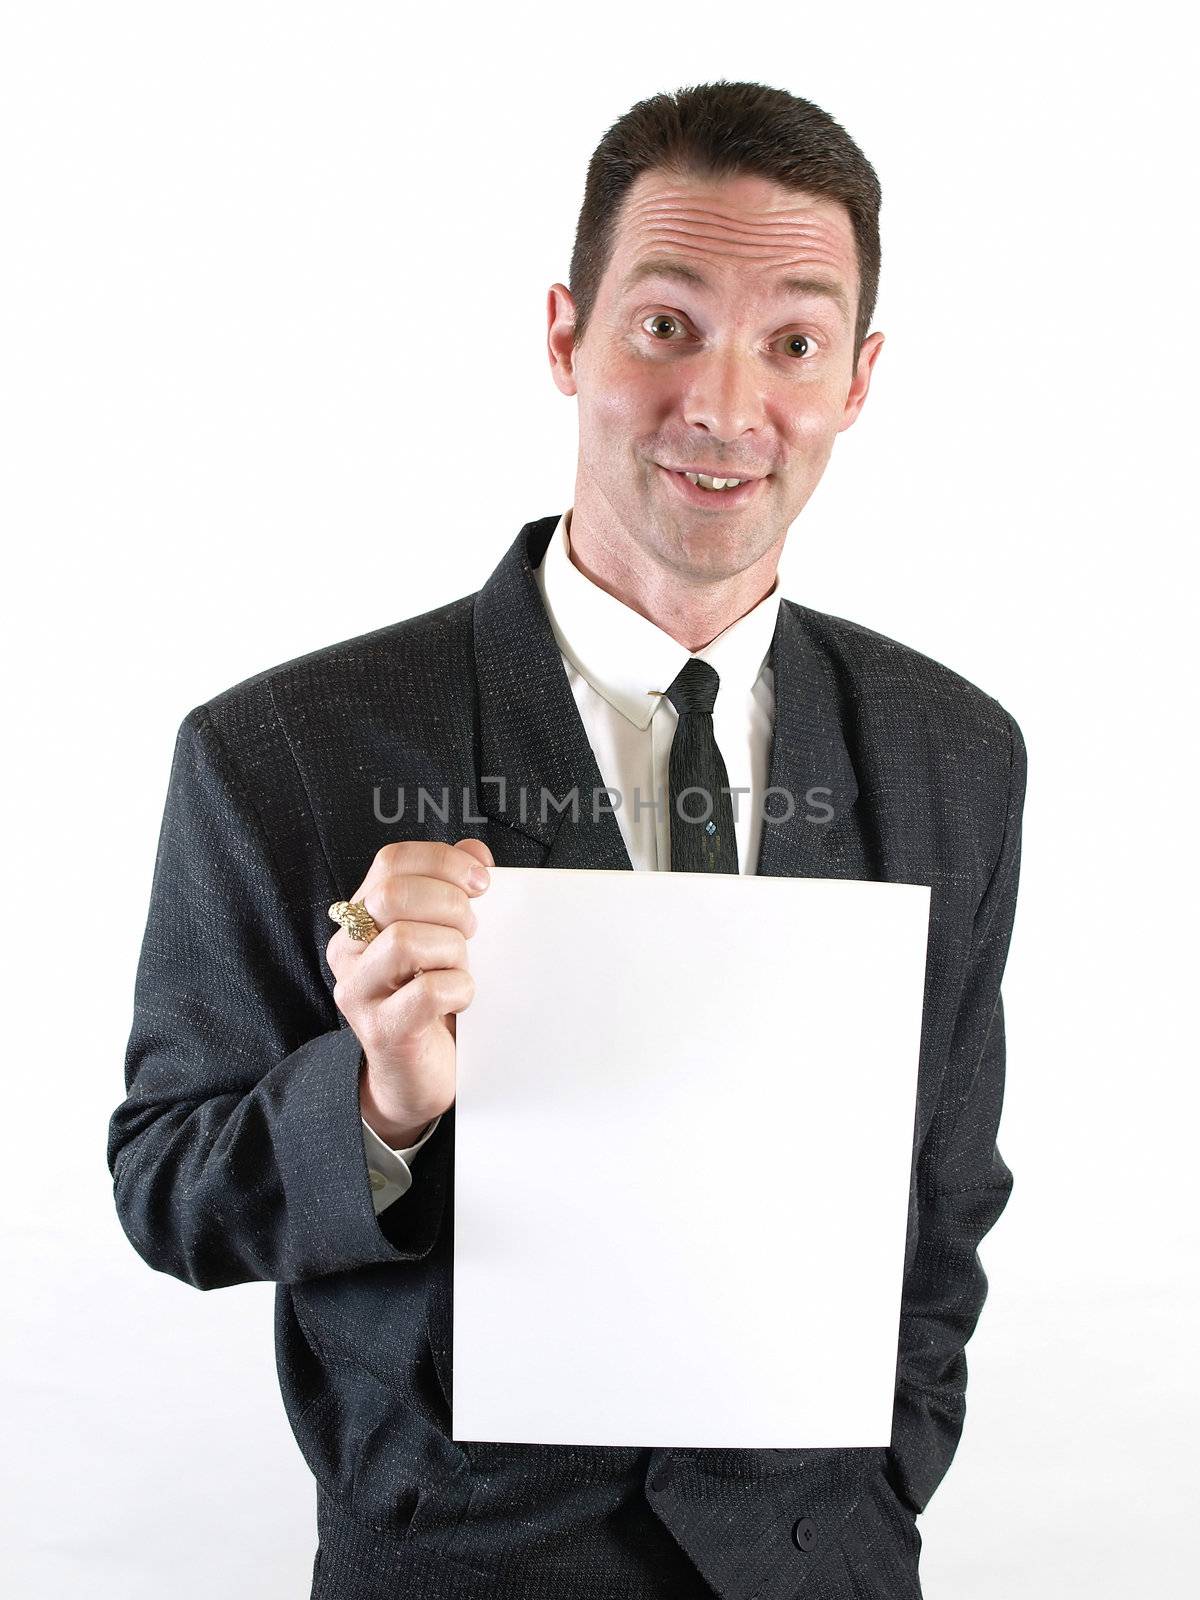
[352,839,492,904]
[375,965,476,1031]
[325,921,380,980]
[360,873,478,939]
[337,920,470,1006]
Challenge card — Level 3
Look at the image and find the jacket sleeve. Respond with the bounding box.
[887,708,1028,1514]
[108,706,451,1288]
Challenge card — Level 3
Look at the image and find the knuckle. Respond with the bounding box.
[384,928,417,975]
[368,878,401,925]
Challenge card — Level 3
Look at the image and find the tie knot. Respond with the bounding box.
[665,656,720,716]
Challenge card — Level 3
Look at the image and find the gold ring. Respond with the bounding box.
[328,899,380,943]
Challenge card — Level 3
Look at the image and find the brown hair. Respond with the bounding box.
[568,80,882,365]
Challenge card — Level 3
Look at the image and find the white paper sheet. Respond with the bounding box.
[452,867,931,1448]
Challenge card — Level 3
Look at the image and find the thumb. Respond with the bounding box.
[452,836,496,871]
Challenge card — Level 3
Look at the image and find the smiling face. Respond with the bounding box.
[548,167,883,602]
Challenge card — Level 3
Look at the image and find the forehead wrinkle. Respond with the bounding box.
[624,200,845,248]
[619,201,852,273]
[620,229,853,320]
[631,226,848,271]
[631,223,845,263]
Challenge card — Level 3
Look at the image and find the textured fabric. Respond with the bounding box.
[664,657,740,873]
[109,513,1026,1599]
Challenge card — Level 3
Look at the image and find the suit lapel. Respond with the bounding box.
[472,515,633,872]
[754,598,864,880]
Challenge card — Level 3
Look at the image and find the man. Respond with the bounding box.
[110,80,1026,1600]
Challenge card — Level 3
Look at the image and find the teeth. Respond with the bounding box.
[684,473,743,490]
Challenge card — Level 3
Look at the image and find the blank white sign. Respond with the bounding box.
[453,867,931,1449]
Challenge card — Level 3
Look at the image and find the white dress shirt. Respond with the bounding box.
[361,507,782,1211]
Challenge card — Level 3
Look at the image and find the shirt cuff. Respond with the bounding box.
[360,1114,442,1214]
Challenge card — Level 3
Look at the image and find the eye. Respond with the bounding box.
[643,313,686,341]
[778,332,816,359]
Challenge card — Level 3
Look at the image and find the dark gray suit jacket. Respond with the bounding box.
[109,514,1027,1600]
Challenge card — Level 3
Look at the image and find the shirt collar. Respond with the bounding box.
[534,508,782,731]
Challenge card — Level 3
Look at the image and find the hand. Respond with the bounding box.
[326,837,494,1142]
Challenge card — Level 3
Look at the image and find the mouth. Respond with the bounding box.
[655,464,767,510]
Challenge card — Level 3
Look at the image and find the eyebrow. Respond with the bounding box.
[620,255,851,323]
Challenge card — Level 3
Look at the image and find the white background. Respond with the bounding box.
[2,3,1195,1595]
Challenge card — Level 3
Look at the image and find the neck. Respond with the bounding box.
[564,507,781,653]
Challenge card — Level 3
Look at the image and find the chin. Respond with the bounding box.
[664,539,746,578]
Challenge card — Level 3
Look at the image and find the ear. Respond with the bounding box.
[547,283,581,397]
[838,330,885,432]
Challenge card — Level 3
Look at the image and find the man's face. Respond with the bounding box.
[550,168,883,587]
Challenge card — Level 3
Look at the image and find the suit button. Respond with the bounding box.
[650,1465,673,1494]
[792,1517,817,1552]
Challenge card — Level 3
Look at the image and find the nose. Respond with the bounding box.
[680,342,765,442]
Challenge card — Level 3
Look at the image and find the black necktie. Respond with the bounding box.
[663,657,739,874]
